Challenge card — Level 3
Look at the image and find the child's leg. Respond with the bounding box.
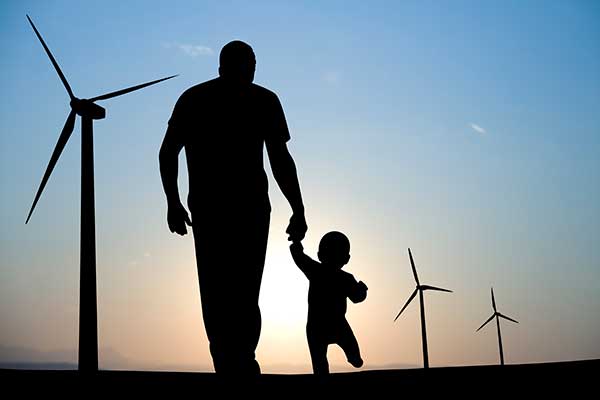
[337,320,363,368]
[307,330,330,375]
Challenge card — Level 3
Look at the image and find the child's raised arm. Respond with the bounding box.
[290,241,318,279]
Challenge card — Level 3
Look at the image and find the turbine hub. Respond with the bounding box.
[70,98,106,120]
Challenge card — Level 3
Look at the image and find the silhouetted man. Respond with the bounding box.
[159,40,307,375]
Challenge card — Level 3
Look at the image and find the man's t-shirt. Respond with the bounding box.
[167,77,290,213]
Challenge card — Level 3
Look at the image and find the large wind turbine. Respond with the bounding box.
[394,248,452,369]
[476,287,519,365]
[25,15,176,372]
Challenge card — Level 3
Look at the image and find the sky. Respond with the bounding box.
[1,0,599,373]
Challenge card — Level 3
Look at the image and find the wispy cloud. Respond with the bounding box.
[470,123,486,135]
[178,44,214,57]
[323,70,341,85]
[162,41,214,57]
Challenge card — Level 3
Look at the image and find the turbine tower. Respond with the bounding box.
[25,15,176,372]
[394,248,452,369]
[476,287,519,365]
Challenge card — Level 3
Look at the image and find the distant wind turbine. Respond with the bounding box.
[25,15,176,372]
[394,248,452,369]
[476,287,519,365]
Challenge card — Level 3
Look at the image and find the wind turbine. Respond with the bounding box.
[476,287,519,365]
[25,15,176,372]
[394,248,452,369]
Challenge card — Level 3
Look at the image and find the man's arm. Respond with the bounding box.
[266,140,307,241]
[159,124,192,235]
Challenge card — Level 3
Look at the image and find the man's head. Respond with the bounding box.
[318,231,351,268]
[219,40,256,85]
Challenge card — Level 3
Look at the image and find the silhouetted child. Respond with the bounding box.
[290,231,368,374]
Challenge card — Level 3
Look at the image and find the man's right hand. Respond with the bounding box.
[286,212,307,242]
[167,202,192,236]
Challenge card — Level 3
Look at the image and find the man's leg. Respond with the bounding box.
[229,210,269,374]
[192,209,269,375]
[192,222,227,373]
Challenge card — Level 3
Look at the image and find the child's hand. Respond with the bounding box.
[349,280,368,303]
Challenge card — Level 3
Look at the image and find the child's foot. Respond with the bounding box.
[348,356,363,368]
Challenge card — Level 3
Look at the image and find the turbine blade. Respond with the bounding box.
[394,289,418,322]
[420,285,452,293]
[26,15,74,100]
[408,248,420,285]
[89,75,177,101]
[476,314,495,332]
[491,287,497,312]
[26,110,76,224]
[498,313,519,324]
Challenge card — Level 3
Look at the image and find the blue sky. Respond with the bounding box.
[1,1,599,371]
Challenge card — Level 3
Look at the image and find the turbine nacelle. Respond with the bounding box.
[417,284,452,293]
[70,98,106,120]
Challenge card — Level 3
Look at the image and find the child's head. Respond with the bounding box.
[317,231,351,268]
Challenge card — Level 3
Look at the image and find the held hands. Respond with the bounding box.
[286,212,308,242]
[167,202,192,236]
[289,240,304,253]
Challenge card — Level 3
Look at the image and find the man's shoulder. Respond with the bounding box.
[250,83,280,103]
[177,79,279,103]
[179,78,220,99]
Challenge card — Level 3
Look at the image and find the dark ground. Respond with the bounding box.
[1,359,597,397]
